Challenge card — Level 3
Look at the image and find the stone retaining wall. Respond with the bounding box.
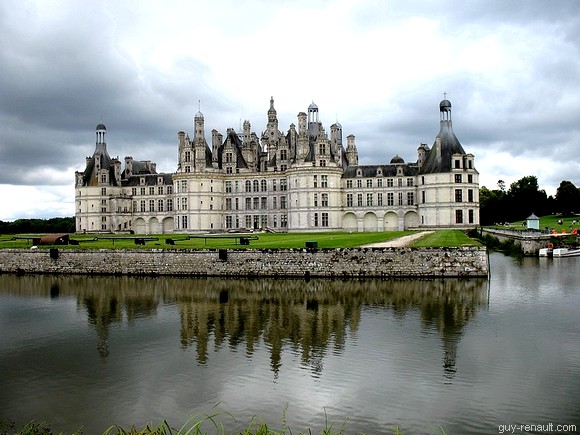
[0,247,488,278]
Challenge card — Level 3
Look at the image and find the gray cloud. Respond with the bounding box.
[1,0,579,219]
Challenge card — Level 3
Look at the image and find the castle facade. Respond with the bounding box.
[75,98,479,234]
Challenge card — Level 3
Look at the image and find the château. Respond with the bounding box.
[75,97,479,233]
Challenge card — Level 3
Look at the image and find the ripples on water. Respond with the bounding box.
[1,253,579,434]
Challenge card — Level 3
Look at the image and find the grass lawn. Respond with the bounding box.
[410,230,480,247]
[489,214,580,232]
[0,230,480,250]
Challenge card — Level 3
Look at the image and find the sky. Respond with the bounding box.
[1,0,579,220]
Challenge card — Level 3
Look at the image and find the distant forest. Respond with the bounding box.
[0,217,75,234]
[1,176,578,233]
[480,176,579,225]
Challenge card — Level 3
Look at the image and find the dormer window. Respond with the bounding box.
[356,169,362,177]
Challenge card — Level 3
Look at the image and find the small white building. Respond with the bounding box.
[75,98,479,234]
[526,213,540,230]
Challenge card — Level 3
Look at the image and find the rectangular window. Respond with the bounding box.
[261,180,267,191]
[101,174,107,183]
[181,181,187,192]
[407,178,414,187]
[149,187,155,195]
[314,213,319,227]
[322,212,329,227]
[281,215,288,228]
[367,193,373,206]
[140,187,146,196]
[468,189,474,203]
[246,216,252,228]
[280,179,287,191]
[377,179,383,188]
[140,200,146,212]
[167,199,173,211]
[167,185,173,194]
[398,178,403,187]
[407,192,414,205]
[313,175,318,188]
[261,197,267,209]
[235,198,239,210]
[387,192,394,206]
[226,216,233,228]
[377,193,383,206]
[455,189,463,202]
[245,198,251,210]
[456,210,463,223]
[158,186,164,195]
[273,197,277,209]
[367,179,372,188]
[357,194,363,207]
[321,175,328,188]
[398,192,403,206]
[253,197,259,210]
[321,193,328,207]
[182,215,188,229]
[387,179,394,187]
[455,174,462,183]
[149,200,155,212]
[181,197,187,210]
[101,187,107,196]
[158,199,164,212]
[422,191,426,204]
[280,196,287,209]
[346,180,353,188]
[132,187,137,196]
[347,193,353,207]
[226,198,232,210]
[272,180,276,191]
[313,193,318,207]
[468,174,473,183]
[357,179,362,188]
[226,181,232,193]
[469,209,474,224]
[455,159,461,169]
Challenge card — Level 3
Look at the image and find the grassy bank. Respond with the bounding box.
[0,230,479,250]
[1,414,447,435]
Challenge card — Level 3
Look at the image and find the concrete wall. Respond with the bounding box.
[0,247,488,278]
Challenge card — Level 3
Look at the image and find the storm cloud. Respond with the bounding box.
[1,0,579,219]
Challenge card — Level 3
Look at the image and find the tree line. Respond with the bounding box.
[479,176,580,225]
[0,217,75,234]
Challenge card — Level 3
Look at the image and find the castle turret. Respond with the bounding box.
[346,134,358,166]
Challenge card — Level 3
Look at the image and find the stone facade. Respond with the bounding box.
[0,247,488,277]
[75,98,479,234]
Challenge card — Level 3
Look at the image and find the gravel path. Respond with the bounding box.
[361,231,434,248]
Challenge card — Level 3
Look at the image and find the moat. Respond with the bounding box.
[1,252,578,433]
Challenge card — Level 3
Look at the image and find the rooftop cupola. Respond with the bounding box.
[96,123,107,145]
[268,96,277,123]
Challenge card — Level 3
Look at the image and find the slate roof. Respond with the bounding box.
[420,119,466,174]
[343,163,418,178]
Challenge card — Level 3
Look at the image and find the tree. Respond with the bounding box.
[479,185,507,225]
[506,175,548,222]
[555,181,580,216]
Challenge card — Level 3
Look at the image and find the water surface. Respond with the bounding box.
[1,253,579,433]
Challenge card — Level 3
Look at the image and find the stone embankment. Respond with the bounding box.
[0,246,488,278]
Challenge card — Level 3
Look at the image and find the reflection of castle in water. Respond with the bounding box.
[1,275,488,377]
